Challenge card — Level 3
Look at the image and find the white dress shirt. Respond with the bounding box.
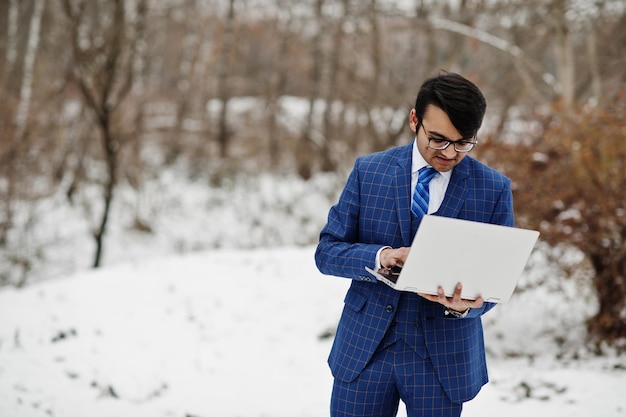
[375,138,453,269]
[411,138,451,214]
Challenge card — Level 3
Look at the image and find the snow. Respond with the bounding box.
[1,245,625,417]
[1,164,625,416]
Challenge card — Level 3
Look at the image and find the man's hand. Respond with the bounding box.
[380,247,410,269]
[418,283,484,313]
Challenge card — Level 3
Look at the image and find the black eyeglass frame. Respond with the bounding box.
[420,123,478,153]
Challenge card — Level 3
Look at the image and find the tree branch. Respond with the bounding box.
[428,16,558,102]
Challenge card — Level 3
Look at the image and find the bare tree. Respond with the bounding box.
[264,0,295,169]
[547,0,576,109]
[215,0,238,160]
[13,0,44,141]
[0,0,46,286]
[318,0,349,172]
[61,0,144,267]
[297,0,326,179]
[0,0,22,247]
[3,0,19,87]
[168,0,201,163]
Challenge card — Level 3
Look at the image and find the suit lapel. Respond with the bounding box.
[392,148,472,243]
[393,144,413,246]
[437,156,470,218]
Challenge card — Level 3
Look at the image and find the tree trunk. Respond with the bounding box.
[93,112,117,268]
[319,0,348,172]
[62,0,137,268]
[172,0,199,161]
[550,0,575,109]
[216,0,237,160]
[585,19,602,107]
[4,0,19,89]
[297,0,325,179]
[588,254,626,347]
[266,0,292,170]
[363,0,384,150]
[14,0,45,141]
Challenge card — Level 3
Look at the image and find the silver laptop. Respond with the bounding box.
[366,215,540,303]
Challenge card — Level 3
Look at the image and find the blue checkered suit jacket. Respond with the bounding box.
[315,142,515,404]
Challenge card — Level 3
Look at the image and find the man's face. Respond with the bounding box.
[409,105,470,173]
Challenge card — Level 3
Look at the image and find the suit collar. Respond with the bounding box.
[436,156,471,218]
[392,146,473,243]
[395,142,413,168]
[394,144,414,246]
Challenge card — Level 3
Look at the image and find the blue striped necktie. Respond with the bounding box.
[411,166,438,218]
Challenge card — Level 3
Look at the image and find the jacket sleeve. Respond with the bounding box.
[315,158,383,281]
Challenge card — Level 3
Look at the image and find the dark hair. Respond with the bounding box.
[414,72,487,139]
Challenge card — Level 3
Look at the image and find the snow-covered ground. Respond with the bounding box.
[1,245,625,417]
[0,168,625,416]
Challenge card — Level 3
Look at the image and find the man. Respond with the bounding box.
[315,72,514,417]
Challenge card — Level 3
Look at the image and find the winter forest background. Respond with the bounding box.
[0,0,625,406]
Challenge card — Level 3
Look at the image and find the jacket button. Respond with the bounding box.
[413,321,420,328]
[385,305,394,313]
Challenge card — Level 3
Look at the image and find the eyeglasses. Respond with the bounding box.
[420,123,477,153]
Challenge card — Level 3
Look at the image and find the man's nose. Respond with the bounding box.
[442,143,458,158]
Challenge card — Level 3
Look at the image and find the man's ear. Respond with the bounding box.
[409,109,419,132]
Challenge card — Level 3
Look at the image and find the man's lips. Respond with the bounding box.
[436,156,455,164]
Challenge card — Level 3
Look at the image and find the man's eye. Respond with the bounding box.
[430,138,448,145]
